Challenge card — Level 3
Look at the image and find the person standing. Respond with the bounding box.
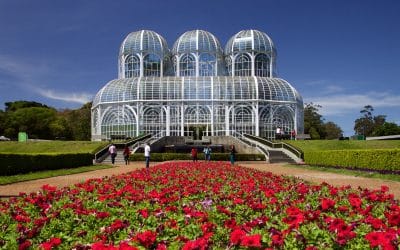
[229,144,236,166]
[290,129,296,140]
[123,146,131,165]
[108,144,117,165]
[203,146,212,161]
[275,127,281,140]
[191,147,198,162]
[144,143,151,171]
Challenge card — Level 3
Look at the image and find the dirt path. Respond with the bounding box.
[1,161,400,199]
[239,162,400,198]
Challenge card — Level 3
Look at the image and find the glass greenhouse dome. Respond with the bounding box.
[92,29,304,141]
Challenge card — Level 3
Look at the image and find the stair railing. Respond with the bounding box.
[243,134,303,160]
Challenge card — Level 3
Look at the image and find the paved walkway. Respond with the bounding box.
[1,161,399,199]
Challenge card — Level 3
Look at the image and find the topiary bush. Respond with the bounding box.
[0,153,93,175]
[304,149,400,172]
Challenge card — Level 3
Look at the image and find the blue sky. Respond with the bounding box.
[0,0,399,136]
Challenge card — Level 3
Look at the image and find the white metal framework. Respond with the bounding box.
[92,29,303,140]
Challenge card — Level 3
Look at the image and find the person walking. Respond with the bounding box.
[229,144,236,166]
[144,143,151,172]
[108,144,117,165]
[203,146,212,161]
[191,147,198,162]
[123,146,131,165]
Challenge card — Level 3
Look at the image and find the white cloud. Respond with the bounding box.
[35,88,92,104]
[0,54,92,105]
[304,92,400,116]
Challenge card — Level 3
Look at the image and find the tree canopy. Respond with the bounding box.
[353,105,397,137]
[0,101,91,140]
[303,103,343,139]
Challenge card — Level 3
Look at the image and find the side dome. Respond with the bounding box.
[120,30,169,57]
[118,30,171,78]
[225,29,277,77]
[225,29,275,55]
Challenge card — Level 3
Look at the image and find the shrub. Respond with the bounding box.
[130,153,265,162]
[304,149,400,171]
[0,153,93,175]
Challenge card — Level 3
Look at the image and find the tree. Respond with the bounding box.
[4,107,58,139]
[304,103,326,139]
[63,102,92,140]
[1,100,92,140]
[372,122,400,136]
[5,100,49,112]
[324,121,343,139]
[354,105,386,136]
[0,109,5,135]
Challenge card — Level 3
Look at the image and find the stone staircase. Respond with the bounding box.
[268,150,297,164]
[102,149,126,165]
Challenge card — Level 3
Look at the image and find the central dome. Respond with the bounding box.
[172,30,222,54]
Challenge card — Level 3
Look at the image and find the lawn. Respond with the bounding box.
[0,141,108,154]
[286,140,400,152]
[0,165,113,185]
[1,162,398,249]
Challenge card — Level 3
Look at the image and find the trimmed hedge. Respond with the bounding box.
[304,149,400,171]
[130,153,265,162]
[0,153,93,176]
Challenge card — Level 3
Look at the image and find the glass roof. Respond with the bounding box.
[120,30,169,57]
[225,29,275,55]
[172,30,223,54]
[93,77,300,107]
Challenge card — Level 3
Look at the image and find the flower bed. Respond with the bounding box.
[0,162,399,249]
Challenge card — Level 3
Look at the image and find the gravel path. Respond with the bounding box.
[1,161,399,199]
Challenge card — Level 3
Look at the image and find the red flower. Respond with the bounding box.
[348,194,362,209]
[136,230,157,248]
[91,241,117,250]
[387,212,400,226]
[365,231,397,250]
[138,209,149,218]
[96,211,110,219]
[321,198,335,211]
[19,240,31,250]
[271,233,284,246]
[40,238,61,250]
[182,238,208,250]
[381,185,389,193]
[230,229,246,245]
[240,234,261,248]
[118,242,138,250]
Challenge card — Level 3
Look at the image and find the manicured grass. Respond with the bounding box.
[286,140,400,152]
[286,163,400,182]
[0,141,108,154]
[0,165,113,185]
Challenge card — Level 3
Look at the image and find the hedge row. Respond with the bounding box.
[304,149,400,171]
[130,153,265,162]
[0,153,93,176]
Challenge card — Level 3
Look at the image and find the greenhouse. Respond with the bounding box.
[92,29,303,140]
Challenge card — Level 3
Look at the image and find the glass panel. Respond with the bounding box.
[234,54,251,76]
[179,54,196,76]
[255,53,270,77]
[144,54,161,76]
[124,55,140,78]
[199,53,216,76]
